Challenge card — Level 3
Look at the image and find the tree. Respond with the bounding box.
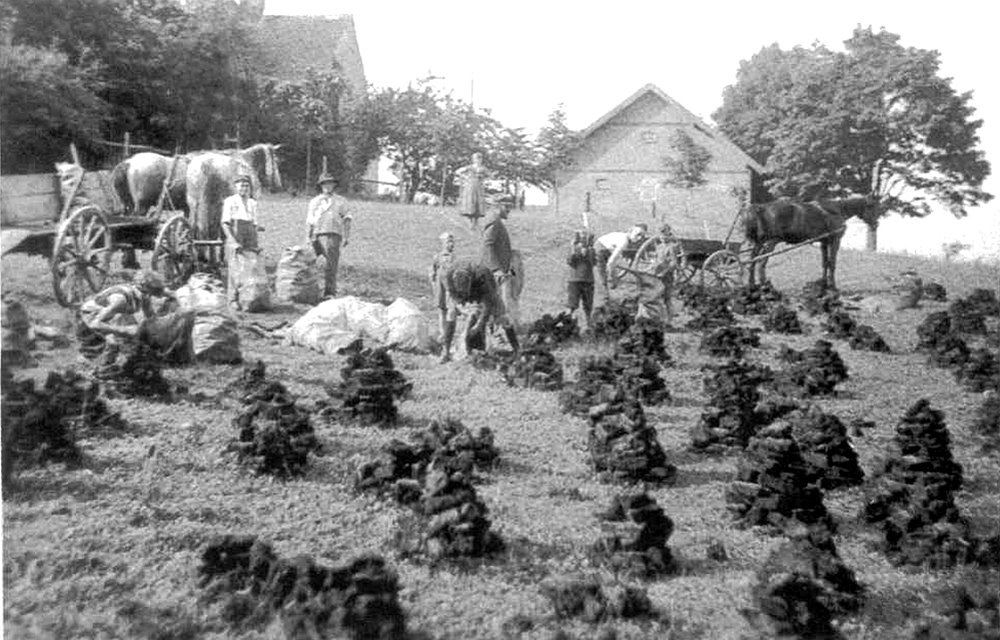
[714,27,992,249]
[534,105,579,190]
[661,128,713,223]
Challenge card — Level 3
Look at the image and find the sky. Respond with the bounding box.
[265,0,998,261]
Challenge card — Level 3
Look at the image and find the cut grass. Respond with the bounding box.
[2,196,998,639]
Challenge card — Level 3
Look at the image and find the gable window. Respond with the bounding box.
[595,178,610,191]
[641,131,658,144]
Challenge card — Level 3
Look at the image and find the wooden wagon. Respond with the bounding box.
[1,155,198,307]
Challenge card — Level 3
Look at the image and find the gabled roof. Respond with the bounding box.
[249,14,367,100]
[580,83,764,173]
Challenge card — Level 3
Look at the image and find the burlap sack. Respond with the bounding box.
[275,245,321,305]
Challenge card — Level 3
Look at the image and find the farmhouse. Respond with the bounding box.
[555,84,764,239]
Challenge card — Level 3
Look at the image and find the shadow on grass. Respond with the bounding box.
[3,465,114,503]
[671,467,737,488]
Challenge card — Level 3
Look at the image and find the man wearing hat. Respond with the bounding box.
[77,270,195,364]
[307,172,353,298]
[632,223,680,325]
[221,173,262,306]
[481,194,520,330]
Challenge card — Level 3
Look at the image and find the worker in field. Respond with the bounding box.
[429,231,457,361]
[596,223,649,299]
[631,223,681,326]
[306,172,353,298]
[566,228,597,333]
[76,270,195,364]
[440,261,519,362]
[481,194,521,330]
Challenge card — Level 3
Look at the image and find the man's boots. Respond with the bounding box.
[440,320,455,363]
[504,326,520,354]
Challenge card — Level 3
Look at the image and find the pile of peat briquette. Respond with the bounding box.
[541,576,657,624]
[699,325,762,359]
[587,389,676,484]
[502,346,564,391]
[689,359,775,452]
[319,342,412,427]
[92,342,174,398]
[762,304,804,334]
[731,282,787,316]
[228,361,320,477]
[746,526,863,639]
[524,311,580,346]
[591,492,678,578]
[824,309,891,353]
[787,405,865,490]
[198,534,408,639]
[683,287,736,330]
[726,423,834,532]
[772,340,849,398]
[861,399,998,568]
[590,298,637,339]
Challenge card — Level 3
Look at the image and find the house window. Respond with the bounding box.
[595,178,610,191]
[641,131,658,144]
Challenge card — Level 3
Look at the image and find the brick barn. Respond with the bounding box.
[555,84,764,239]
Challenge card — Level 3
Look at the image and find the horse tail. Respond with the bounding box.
[110,161,133,214]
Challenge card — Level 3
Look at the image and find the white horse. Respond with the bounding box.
[110,152,189,216]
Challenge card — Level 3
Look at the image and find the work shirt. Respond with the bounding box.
[594,231,629,254]
[221,194,258,225]
[307,193,353,236]
[567,243,596,282]
[481,214,512,273]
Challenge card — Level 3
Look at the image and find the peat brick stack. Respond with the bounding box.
[419,468,505,558]
[801,279,842,316]
[921,282,948,302]
[727,423,834,532]
[860,399,995,568]
[964,287,1000,316]
[690,359,773,452]
[587,391,676,484]
[559,355,620,417]
[788,406,865,490]
[524,311,579,347]
[198,535,408,639]
[322,344,412,426]
[949,297,989,335]
[972,393,1000,443]
[748,527,860,639]
[731,283,787,316]
[227,359,270,401]
[763,304,804,334]
[849,325,891,352]
[617,317,671,363]
[955,348,1000,393]
[231,373,319,477]
[910,576,1000,640]
[684,291,736,331]
[541,577,655,623]
[93,342,173,398]
[699,325,762,359]
[773,340,848,398]
[612,353,670,406]
[590,299,636,339]
[592,492,678,578]
[502,346,564,391]
[823,310,857,339]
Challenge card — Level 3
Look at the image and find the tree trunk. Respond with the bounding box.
[865,220,879,251]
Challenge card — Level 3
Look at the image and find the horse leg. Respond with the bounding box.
[758,240,777,287]
[827,236,842,290]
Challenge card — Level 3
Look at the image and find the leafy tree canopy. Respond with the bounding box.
[713,26,992,221]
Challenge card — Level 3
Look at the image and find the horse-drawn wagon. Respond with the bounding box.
[1,156,196,307]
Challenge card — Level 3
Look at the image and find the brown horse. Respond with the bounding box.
[744,196,880,290]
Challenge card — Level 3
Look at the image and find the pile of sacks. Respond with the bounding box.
[229,363,319,477]
[501,346,564,391]
[699,325,762,359]
[175,273,242,364]
[747,526,863,639]
[861,400,998,568]
[198,534,408,639]
[587,390,676,484]
[772,340,849,398]
[320,343,412,427]
[731,282,787,316]
[690,359,774,452]
[591,492,678,578]
[787,405,865,490]
[2,368,128,484]
[524,311,579,346]
[541,577,655,623]
[274,245,320,305]
[762,304,803,334]
[590,299,636,339]
[355,418,498,500]
[726,423,834,532]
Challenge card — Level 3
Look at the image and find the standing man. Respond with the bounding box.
[481,194,520,330]
[307,173,353,298]
[221,174,261,306]
[429,231,457,362]
[566,229,596,332]
[632,223,680,326]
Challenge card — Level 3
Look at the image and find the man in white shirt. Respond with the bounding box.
[307,173,353,298]
[221,174,262,305]
[594,223,649,298]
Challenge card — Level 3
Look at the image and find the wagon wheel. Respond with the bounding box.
[629,235,663,277]
[51,205,112,307]
[151,214,196,287]
[673,245,700,286]
[702,249,744,291]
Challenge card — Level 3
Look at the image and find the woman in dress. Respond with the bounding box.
[456,152,487,229]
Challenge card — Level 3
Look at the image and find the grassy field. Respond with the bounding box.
[2,195,999,639]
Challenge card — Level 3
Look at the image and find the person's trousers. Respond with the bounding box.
[312,233,343,296]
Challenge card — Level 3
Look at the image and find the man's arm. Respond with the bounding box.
[606,242,627,287]
[88,293,141,338]
[341,207,352,247]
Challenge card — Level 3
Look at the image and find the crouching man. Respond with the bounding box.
[77,270,195,364]
[439,261,520,363]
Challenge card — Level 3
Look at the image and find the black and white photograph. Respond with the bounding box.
[1,0,998,638]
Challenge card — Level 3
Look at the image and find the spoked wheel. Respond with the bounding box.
[627,235,666,286]
[151,214,196,287]
[51,205,112,307]
[673,245,700,286]
[702,249,744,291]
